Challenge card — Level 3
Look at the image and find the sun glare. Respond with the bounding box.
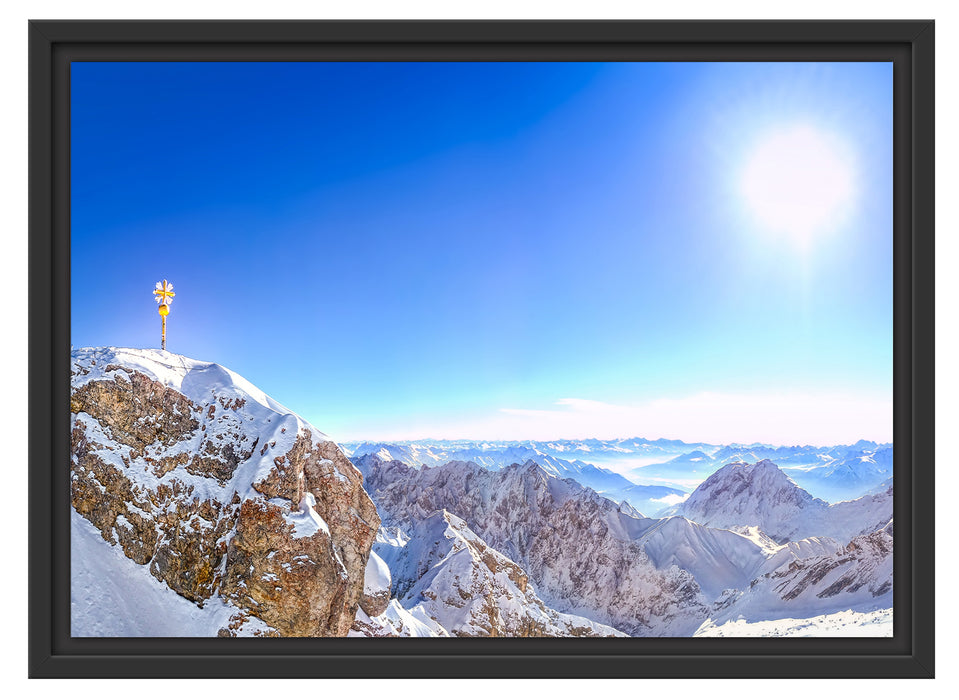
[741,125,856,248]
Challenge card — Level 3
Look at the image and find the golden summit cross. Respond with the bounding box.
[153,279,175,350]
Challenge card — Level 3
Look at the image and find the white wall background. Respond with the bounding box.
[1,0,952,696]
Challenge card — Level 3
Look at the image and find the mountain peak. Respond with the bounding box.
[677,460,827,543]
[71,346,380,637]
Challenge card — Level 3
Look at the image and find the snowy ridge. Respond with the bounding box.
[347,436,892,507]
[73,347,306,429]
[71,347,357,509]
[632,442,892,502]
[379,509,625,637]
[349,600,450,638]
[676,460,893,543]
[349,440,640,507]
[364,456,770,635]
[705,527,893,633]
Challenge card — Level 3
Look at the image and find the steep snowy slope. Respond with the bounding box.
[695,608,893,637]
[71,347,380,637]
[380,510,626,637]
[349,599,450,637]
[704,524,894,632]
[72,509,273,636]
[638,516,778,598]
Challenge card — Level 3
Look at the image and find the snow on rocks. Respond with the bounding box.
[384,509,626,637]
[349,599,450,637]
[364,455,712,636]
[363,454,895,637]
[704,526,893,631]
[70,347,380,637]
[358,550,392,617]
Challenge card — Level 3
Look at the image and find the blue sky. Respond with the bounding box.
[71,61,892,444]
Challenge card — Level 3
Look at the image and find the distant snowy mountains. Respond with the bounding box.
[623,442,892,504]
[70,347,894,638]
[344,440,686,516]
[343,437,893,511]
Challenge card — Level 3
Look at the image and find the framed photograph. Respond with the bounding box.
[28,20,934,677]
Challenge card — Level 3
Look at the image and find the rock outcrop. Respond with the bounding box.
[70,347,380,637]
[359,550,392,618]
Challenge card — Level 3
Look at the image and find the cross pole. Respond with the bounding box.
[153,279,175,350]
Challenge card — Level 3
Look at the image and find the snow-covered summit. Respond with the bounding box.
[72,346,317,437]
[676,459,892,544]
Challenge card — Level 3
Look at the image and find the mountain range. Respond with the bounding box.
[71,347,894,638]
[345,436,893,507]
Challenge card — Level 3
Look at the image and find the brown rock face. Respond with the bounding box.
[359,591,390,619]
[357,550,392,618]
[70,349,380,635]
[219,499,353,636]
[72,369,200,452]
[250,433,379,597]
[71,414,239,603]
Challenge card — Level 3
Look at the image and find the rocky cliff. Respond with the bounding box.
[360,455,713,636]
[374,509,626,637]
[70,347,380,637]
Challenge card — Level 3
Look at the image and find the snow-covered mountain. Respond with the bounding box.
[674,460,893,544]
[70,347,893,638]
[347,438,893,505]
[362,454,882,635]
[370,509,625,637]
[348,440,634,488]
[70,347,381,637]
[359,453,894,636]
[631,442,892,502]
[701,522,893,633]
[788,446,894,502]
[70,348,632,639]
[361,455,714,635]
[346,437,709,464]
[346,440,685,516]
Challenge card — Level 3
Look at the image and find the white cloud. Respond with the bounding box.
[362,391,892,445]
[650,493,690,507]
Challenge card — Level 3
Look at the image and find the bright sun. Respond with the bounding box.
[741,125,856,248]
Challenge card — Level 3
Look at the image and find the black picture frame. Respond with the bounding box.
[28,19,935,678]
